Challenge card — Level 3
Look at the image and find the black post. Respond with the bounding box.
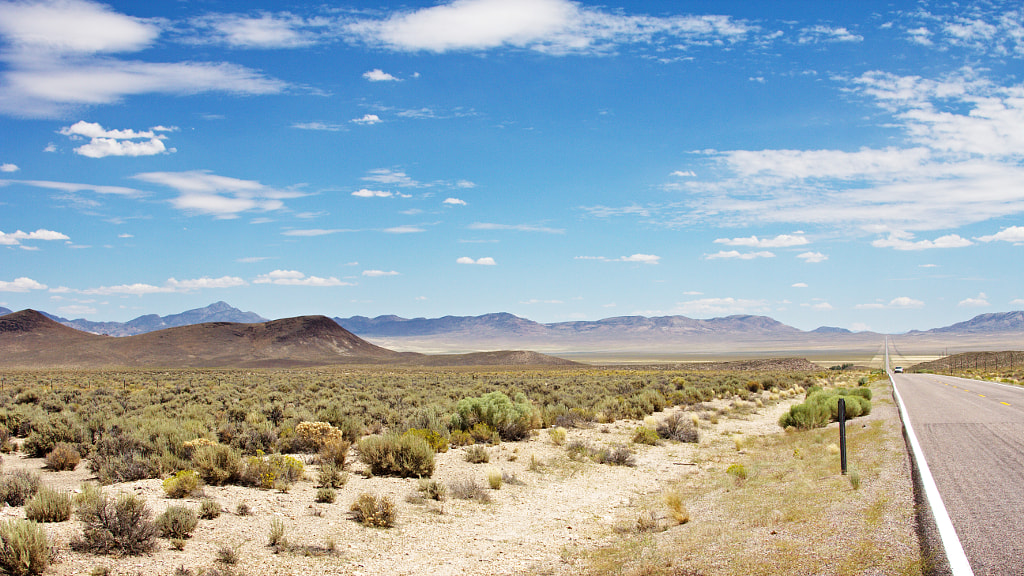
[838,397,847,475]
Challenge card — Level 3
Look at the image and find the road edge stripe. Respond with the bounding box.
[890,373,975,576]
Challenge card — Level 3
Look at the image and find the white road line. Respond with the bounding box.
[890,373,975,576]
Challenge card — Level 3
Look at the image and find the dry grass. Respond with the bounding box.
[570,380,925,576]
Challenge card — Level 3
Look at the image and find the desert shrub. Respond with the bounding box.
[565,439,591,461]
[217,544,240,564]
[241,453,304,490]
[318,438,350,468]
[779,401,830,430]
[234,502,252,516]
[656,413,699,443]
[358,434,435,478]
[44,442,81,471]
[0,519,51,575]
[180,438,216,459]
[24,487,72,522]
[468,423,498,444]
[726,463,748,482]
[632,426,660,445]
[22,414,85,458]
[316,464,348,489]
[73,483,102,522]
[781,388,872,430]
[74,492,157,555]
[89,431,159,484]
[417,479,446,501]
[163,470,202,499]
[487,469,503,490]
[349,493,396,528]
[604,445,637,467]
[448,430,473,447]
[548,427,566,445]
[664,488,689,524]
[294,421,344,452]
[450,391,536,441]
[267,518,286,549]
[447,479,490,503]
[156,505,198,539]
[315,488,336,504]
[403,429,448,453]
[191,444,241,486]
[198,499,221,520]
[0,470,41,506]
[464,445,490,464]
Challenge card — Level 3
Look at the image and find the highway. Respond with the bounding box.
[891,371,1024,576]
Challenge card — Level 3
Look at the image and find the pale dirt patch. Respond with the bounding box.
[1,394,802,576]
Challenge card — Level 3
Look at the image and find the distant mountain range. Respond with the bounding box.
[3,303,1023,359]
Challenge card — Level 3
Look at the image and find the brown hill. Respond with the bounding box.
[0,310,577,368]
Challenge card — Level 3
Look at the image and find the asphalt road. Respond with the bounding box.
[892,373,1024,576]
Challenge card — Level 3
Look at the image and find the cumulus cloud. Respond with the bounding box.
[363,69,399,81]
[976,226,1024,245]
[705,250,775,260]
[958,292,990,307]
[674,297,769,317]
[714,234,808,248]
[457,256,496,265]
[351,114,382,125]
[133,170,304,219]
[0,277,48,292]
[0,228,70,246]
[254,270,351,286]
[0,0,287,118]
[871,231,973,251]
[443,197,467,206]
[1,163,18,172]
[797,252,828,263]
[352,189,393,198]
[362,270,400,277]
[343,0,753,55]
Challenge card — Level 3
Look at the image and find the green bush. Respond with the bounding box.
[631,427,660,445]
[241,453,304,490]
[358,434,435,478]
[403,429,448,453]
[464,445,490,464]
[156,505,198,539]
[0,470,41,506]
[317,464,348,489]
[349,493,396,528]
[22,414,85,458]
[74,492,157,555]
[163,470,202,499]
[191,444,241,486]
[450,391,536,441]
[198,499,221,520]
[779,401,830,430]
[417,479,446,501]
[267,517,286,549]
[779,389,872,430]
[315,487,336,504]
[24,487,72,523]
[0,519,50,575]
[44,443,81,471]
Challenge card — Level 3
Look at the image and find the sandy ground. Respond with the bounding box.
[1,394,800,576]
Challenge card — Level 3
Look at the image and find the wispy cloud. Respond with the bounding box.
[797,25,863,44]
[871,231,972,251]
[363,168,419,187]
[714,234,808,248]
[575,254,660,264]
[674,297,769,317]
[797,252,828,263]
[78,275,245,295]
[188,13,320,48]
[253,270,352,286]
[133,170,305,219]
[469,222,565,234]
[363,270,400,277]
[292,122,346,132]
[384,225,426,234]
[705,250,775,260]
[281,229,351,237]
[855,296,925,310]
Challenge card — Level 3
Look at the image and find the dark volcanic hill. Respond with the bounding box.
[0,310,576,368]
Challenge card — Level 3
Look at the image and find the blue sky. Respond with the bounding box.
[1,0,1023,333]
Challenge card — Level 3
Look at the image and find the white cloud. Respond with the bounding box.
[133,170,303,219]
[856,296,925,310]
[1,163,18,172]
[281,229,349,237]
[469,222,565,234]
[363,69,399,82]
[674,297,769,317]
[714,233,808,248]
[0,277,48,292]
[976,226,1024,245]
[797,252,828,263]
[13,179,142,197]
[670,170,696,177]
[57,304,96,316]
[74,137,170,158]
[457,180,476,188]
[457,256,496,265]
[384,225,425,234]
[363,168,419,187]
[1011,298,1024,307]
[352,189,393,198]
[443,197,467,206]
[792,282,808,288]
[291,122,346,131]
[190,13,316,49]
[254,270,352,287]
[798,25,863,44]
[705,250,775,260]
[520,299,563,304]
[165,276,246,290]
[0,0,287,118]
[363,270,400,277]
[621,254,660,264]
[351,114,382,125]
[958,292,990,307]
[79,275,245,295]
[344,0,753,55]
[803,301,834,311]
[871,231,973,251]
[0,228,70,246]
